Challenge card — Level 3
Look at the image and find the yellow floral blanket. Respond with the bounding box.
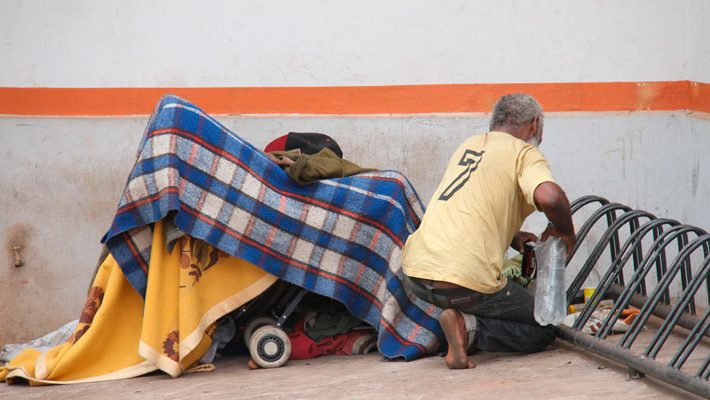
[0,220,277,385]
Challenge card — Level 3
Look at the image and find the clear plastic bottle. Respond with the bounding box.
[534,237,567,326]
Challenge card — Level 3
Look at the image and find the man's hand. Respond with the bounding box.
[542,224,575,257]
[510,231,538,253]
[267,153,295,167]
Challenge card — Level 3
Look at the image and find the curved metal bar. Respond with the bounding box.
[670,309,710,370]
[566,208,647,303]
[568,211,657,328]
[596,225,697,339]
[620,232,710,348]
[678,227,709,315]
[677,231,690,308]
[699,354,710,380]
[562,196,710,394]
[651,222,668,298]
[645,254,710,359]
[626,216,642,289]
[558,326,710,398]
[570,203,631,272]
[567,202,631,265]
[570,195,610,214]
[605,284,707,337]
[572,218,676,331]
[611,226,705,345]
[672,229,708,312]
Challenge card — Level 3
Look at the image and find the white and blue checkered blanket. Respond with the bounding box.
[101,95,443,360]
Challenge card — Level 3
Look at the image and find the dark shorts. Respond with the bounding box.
[404,274,556,353]
[403,275,538,325]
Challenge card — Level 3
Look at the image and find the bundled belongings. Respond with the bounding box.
[264,131,344,158]
[0,95,444,385]
[263,131,378,185]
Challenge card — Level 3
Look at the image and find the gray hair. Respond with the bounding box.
[489,93,544,131]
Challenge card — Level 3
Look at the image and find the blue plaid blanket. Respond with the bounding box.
[101,95,443,360]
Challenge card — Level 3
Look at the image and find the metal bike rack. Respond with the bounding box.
[558,195,710,398]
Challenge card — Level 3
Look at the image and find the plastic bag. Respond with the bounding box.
[534,237,567,326]
[0,319,78,362]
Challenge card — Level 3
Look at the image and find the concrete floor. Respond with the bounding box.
[0,341,700,400]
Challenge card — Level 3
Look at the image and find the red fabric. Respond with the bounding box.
[287,317,377,360]
[288,331,351,360]
[263,134,288,152]
[288,330,322,360]
[288,317,319,360]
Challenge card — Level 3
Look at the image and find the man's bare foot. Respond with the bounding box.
[439,309,476,369]
[247,358,259,370]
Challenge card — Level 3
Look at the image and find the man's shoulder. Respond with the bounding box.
[475,131,532,154]
[461,132,487,143]
[517,141,548,161]
[457,132,547,162]
[459,131,505,148]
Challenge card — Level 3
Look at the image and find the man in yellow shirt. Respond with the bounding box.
[402,93,575,369]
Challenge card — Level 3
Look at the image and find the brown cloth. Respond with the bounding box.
[268,148,377,185]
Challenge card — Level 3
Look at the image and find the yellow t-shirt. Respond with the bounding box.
[402,131,554,294]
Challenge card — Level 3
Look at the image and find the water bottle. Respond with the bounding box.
[534,237,567,326]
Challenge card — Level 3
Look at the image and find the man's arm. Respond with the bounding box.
[533,181,576,254]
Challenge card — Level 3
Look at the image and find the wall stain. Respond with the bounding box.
[4,223,32,269]
[691,161,700,198]
[605,138,627,178]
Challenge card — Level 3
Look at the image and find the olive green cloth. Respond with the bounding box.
[269,148,377,185]
[303,306,364,342]
[502,254,533,288]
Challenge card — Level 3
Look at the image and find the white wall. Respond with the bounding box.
[687,0,710,82]
[2,112,709,342]
[1,1,709,342]
[0,0,700,87]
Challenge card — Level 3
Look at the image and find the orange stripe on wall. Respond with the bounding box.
[0,81,707,116]
[689,81,710,114]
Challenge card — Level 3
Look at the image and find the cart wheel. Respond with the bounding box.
[249,325,291,369]
[243,315,277,345]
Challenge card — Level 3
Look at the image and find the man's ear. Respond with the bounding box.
[526,118,539,141]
